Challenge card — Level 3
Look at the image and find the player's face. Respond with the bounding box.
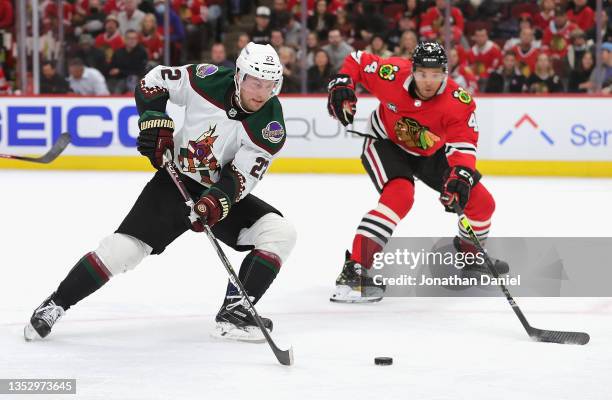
[413,67,446,99]
[240,75,277,112]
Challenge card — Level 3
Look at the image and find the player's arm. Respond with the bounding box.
[192,115,286,227]
[134,64,191,168]
[440,94,480,212]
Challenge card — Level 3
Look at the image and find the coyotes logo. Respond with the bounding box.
[179,124,220,184]
[394,117,440,150]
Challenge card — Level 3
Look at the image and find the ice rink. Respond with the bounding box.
[1,170,611,400]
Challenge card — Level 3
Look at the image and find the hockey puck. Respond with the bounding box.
[374,357,393,366]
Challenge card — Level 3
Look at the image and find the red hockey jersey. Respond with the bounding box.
[468,40,503,79]
[339,51,479,170]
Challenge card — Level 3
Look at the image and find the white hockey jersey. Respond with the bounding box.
[136,63,286,204]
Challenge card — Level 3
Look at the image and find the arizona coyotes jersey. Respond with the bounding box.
[136,63,286,203]
[339,51,478,170]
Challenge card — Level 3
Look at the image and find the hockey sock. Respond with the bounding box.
[458,182,495,242]
[53,252,112,310]
[352,178,414,268]
[224,250,282,305]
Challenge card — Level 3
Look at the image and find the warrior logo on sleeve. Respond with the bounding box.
[179,124,220,184]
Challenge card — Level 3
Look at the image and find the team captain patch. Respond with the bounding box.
[262,121,285,143]
[195,63,219,78]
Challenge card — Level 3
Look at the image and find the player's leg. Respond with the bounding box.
[210,195,296,342]
[331,138,416,303]
[24,170,194,341]
[416,149,508,274]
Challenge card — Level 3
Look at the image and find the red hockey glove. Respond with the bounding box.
[440,166,475,212]
[327,74,357,127]
[137,110,175,169]
[192,192,230,229]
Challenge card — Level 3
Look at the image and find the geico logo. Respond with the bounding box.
[0,105,140,147]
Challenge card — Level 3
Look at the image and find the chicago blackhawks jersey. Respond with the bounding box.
[339,51,479,170]
[135,63,286,206]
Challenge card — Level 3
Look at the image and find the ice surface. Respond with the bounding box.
[1,171,611,400]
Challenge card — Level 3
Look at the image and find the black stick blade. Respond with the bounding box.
[39,132,72,163]
[275,347,294,366]
[530,328,590,345]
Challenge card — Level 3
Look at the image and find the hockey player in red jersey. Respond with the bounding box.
[327,42,509,303]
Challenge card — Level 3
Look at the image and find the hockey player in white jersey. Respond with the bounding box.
[24,43,296,343]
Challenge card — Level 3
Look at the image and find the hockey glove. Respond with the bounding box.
[440,166,475,212]
[327,74,357,126]
[137,110,175,169]
[191,189,231,229]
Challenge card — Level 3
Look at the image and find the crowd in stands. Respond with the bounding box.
[0,0,611,95]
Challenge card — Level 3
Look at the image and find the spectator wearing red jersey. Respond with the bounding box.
[533,0,555,33]
[419,0,464,42]
[103,0,123,15]
[95,15,125,63]
[543,6,578,60]
[0,64,9,94]
[567,0,595,32]
[449,48,478,94]
[511,27,541,78]
[0,0,14,29]
[42,0,74,30]
[140,13,163,64]
[468,28,503,80]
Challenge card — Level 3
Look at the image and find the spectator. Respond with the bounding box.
[533,0,556,34]
[504,16,542,52]
[567,0,595,32]
[401,0,422,33]
[586,9,612,43]
[153,0,185,64]
[485,52,528,93]
[365,35,393,59]
[542,6,578,60]
[305,31,320,69]
[322,29,354,73]
[307,0,336,41]
[278,46,301,93]
[307,48,333,93]
[334,8,354,43]
[72,34,108,76]
[468,28,503,81]
[565,28,591,72]
[79,0,106,37]
[449,48,478,94]
[270,30,285,52]
[270,0,292,31]
[589,42,612,94]
[250,6,273,45]
[510,27,541,77]
[40,61,71,94]
[420,0,464,43]
[387,12,414,54]
[527,52,564,93]
[568,50,595,93]
[210,43,236,70]
[0,0,13,30]
[118,0,146,35]
[352,1,386,43]
[0,64,10,94]
[394,30,417,60]
[140,13,163,65]
[283,14,304,50]
[67,58,109,95]
[107,30,148,94]
[95,15,125,63]
[230,32,251,61]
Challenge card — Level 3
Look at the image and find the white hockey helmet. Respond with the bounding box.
[235,42,284,101]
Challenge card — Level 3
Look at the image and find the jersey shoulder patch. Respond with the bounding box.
[187,64,234,108]
[242,97,286,155]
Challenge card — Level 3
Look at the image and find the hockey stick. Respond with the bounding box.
[454,204,590,345]
[163,154,294,365]
[0,132,71,164]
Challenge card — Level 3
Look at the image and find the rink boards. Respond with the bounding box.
[0,95,610,176]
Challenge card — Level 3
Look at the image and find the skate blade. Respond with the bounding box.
[330,285,383,303]
[23,323,42,342]
[210,322,267,343]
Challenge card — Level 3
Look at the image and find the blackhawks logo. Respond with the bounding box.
[378,64,399,81]
[394,117,440,150]
[179,124,220,184]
